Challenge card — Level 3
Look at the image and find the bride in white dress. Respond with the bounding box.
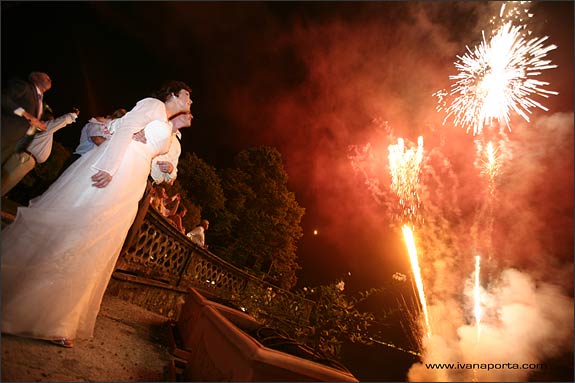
[1,81,192,347]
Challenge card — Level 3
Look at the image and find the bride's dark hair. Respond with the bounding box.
[152,81,192,102]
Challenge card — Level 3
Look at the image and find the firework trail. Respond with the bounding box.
[469,137,503,277]
[369,337,421,357]
[479,141,500,194]
[388,137,432,341]
[469,133,510,272]
[468,130,513,332]
[402,225,432,338]
[435,20,558,135]
[350,133,433,349]
[473,255,482,342]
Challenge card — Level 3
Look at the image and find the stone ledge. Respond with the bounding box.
[106,271,190,320]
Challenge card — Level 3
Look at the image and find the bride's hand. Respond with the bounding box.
[92,170,112,188]
[132,129,147,144]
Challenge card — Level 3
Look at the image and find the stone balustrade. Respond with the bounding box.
[109,207,314,325]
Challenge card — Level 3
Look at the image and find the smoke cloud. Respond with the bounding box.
[408,268,574,382]
[402,110,574,382]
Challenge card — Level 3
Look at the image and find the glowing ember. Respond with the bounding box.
[388,137,424,224]
[313,229,318,236]
[491,1,534,34]
[436,21,558,135]
[402,225,431,338]
[499,3,506,18]
[474,255,482,341]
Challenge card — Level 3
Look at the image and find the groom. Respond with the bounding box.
[121,111,193,252]
[1,72,52,191]
[1,72,51,159]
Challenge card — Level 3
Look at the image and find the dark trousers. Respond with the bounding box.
[58,153,82,177]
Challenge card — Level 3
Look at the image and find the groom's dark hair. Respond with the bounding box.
[152,81,192,102]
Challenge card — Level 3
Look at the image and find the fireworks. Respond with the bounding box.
[476,140,502,196]
[490,1,533,35]
[369,336,421,357]
[396,293,425,354]
[482,142,499,178]
[402,225,431,338]
[474,255,482,341]
[388,137,424,223]
[437,21,558,135]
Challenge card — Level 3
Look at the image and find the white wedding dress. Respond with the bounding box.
[1,116,172,341]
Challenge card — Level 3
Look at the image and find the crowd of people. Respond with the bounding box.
[0,71,208,349]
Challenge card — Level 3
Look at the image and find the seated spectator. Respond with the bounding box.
[158,190,181,218]
[186,219,209,248]
[150,187,168,212]
[168,206,187,234]
[149,186,162,211]
[148,187,185,232]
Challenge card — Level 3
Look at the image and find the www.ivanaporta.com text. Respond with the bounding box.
[425,363,548,371]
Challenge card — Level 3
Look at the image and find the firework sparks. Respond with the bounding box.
[402,225,431,338]
[490,1,534,34]
[369,336,421,357]
[388,137,424,223]
[483,142,498,177]
[476,140,502,195]
[436,21,558,135]
[396,292,425,355]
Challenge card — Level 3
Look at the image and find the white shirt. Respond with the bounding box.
[186,226,205,246]
[35,86,43,118]
[27,113,78,163]
[150,130,181,184]
[92,98,168,177]
[74,117,111,155]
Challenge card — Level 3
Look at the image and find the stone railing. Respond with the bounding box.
[113,208,314,325]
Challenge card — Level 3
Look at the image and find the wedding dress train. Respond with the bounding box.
[1,118,172,340]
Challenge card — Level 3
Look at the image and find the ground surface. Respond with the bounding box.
[1,294,174,382]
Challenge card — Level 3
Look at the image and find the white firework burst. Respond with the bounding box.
[438,21,557,135]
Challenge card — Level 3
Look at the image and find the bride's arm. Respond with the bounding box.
[90,98,166,187]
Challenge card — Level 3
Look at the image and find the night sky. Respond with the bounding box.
[2,2,573,381]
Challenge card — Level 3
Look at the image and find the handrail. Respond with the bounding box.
[115,208,315,324]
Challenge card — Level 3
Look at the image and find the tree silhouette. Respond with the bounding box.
[219,146,305,289]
